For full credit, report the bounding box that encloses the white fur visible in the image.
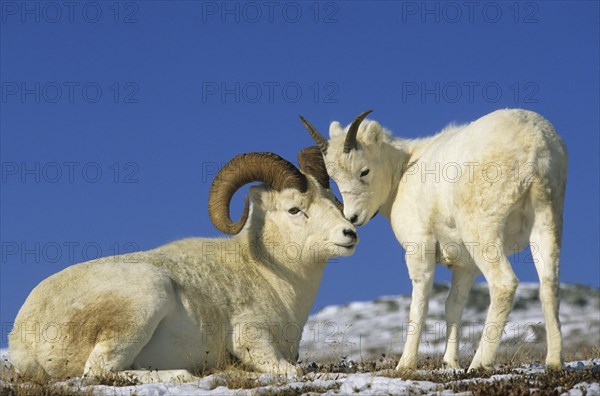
[323,109,567,370]
[9,175,358,381]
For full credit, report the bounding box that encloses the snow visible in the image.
[2,283,598,395]
[300,282,600,362]
[7,359,592,396]
[337,374,439,395]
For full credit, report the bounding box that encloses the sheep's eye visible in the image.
[288,207,301,215]
[360,169,370,177]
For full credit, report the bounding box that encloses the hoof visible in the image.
[395,361,416,371]
[442,360,461,370]
[545,361,564,371]
[467,364,492,373]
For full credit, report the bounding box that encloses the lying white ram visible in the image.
[9,150,357,381]
[300,109,568,371]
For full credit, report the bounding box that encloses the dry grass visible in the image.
[206,366,341,395]
[0,369,92,396]
[1,345,598,395]
[83,370,140,387]
[0,378,83,396]
[297,341,600,395]
[450,369,600,395]
[255,384,342,396]
[208,368,282,390]
[367,359,600,394]
[0,356,139,396]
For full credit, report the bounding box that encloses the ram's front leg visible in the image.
[233,338,299,377]
[396,242,436,370]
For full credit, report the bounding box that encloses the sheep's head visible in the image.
[208,152,357,263]
[300,110,393,226]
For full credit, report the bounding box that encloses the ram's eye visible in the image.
[288,207,301,215]
[360,169,370,177]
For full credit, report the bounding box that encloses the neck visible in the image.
[377,133,441,216]
[376,136,410,218]
[379,133,447,218]
[236,231,326,325]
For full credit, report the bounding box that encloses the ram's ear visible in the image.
[359,120,384,147]
[329,121,345,138]
[248,185,269,210]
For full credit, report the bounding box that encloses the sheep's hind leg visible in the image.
[442,267,478,369]
[8,340,50,380]
[467,240,518,371]
[82,310,169,380]
[530,203,563,370]
[83,336,148,380]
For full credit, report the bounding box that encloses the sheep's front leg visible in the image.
[234,340,298,377]
[442,267,478,369]
[396,242,436,370]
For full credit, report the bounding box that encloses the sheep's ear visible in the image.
[249,185,276,212]
[329,121,345,138]
[359,121,384,147]
[248,186,265,205]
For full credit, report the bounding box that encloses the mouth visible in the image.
[335,242,357,249]
[355,211,379,226]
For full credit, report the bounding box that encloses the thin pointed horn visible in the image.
[208,152,307,235]
[299,115,328,155]
[298,146,344,214]
[343,109,374,153]
[333,195,344,213]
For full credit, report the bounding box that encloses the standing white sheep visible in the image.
[9,150,358,381]
[300,109,568,371]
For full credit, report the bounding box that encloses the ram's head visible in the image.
[208,151,358,261]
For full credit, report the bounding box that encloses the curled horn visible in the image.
[343,110,374,153]
[299,115,328,155]
[298,146,344,213]
[298,146,330,189]
[209,152,307,235]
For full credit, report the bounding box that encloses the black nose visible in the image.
[343,228,357,241]
[350,214,358,224]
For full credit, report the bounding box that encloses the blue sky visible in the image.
[1,1,598,347]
